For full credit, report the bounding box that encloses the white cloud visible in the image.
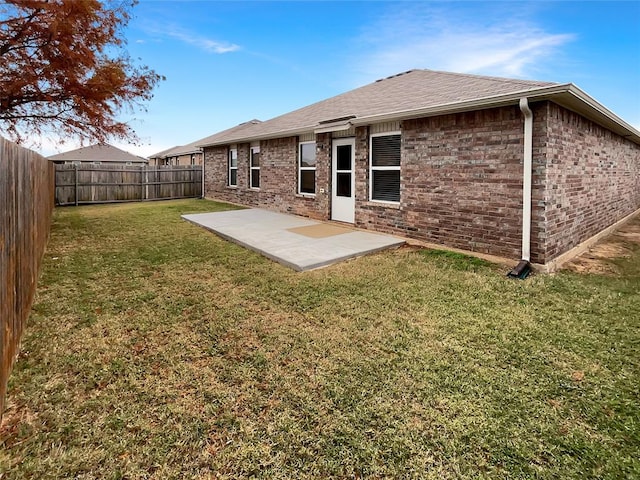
[164,27,240,54]
[352,6,574,83]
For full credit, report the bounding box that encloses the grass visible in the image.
[1,199,639,479]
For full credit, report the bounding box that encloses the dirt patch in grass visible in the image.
[564,214,640,275]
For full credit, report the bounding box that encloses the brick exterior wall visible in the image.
[171,153,203,166]
[536,102,640,262]
[203,102,640,265]
[149,152,203,166]
[357,106,528,260]
[204,135,330,220]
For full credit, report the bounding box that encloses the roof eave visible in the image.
[559,85,640,144]
[350,84,572,125]
[351,83,640,145]
[163,148,203,158]
[196,125,316,148]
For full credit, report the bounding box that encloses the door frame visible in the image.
[331,137,356,223]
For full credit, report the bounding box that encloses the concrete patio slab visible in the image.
[182,208,405,271]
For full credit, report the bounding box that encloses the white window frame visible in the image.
[298,141,316,196]
[369,131,401,204]
[250,145,260,189]
[228,147,238,187]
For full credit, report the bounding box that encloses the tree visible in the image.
[0,0,163,144]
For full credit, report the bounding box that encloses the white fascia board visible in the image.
[565,84,640,142]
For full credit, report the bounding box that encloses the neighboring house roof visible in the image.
[196,69,640,146]
[48,143,147,163]
[149,146,178,160]
[150,139,206,160]
[168,142,204,157]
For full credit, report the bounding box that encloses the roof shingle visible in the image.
[197,69,556,146]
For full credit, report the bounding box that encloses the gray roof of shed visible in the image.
[196,69,640,146]
[48,143,147,163]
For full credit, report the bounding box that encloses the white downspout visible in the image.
[519,97,533,262]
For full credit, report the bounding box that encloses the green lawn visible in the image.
[1,199,639,479]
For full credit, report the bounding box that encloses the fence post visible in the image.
[74,164,78,206]
[91,167,95,203]
[140,165,145,201]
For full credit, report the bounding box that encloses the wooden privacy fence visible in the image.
[0,137,55,417]
[55,164,203,206]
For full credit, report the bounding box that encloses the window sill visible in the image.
[363,200,401,210]
[226,185,238,189]
[295,193,316,200]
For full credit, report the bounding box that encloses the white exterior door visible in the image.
[331,138,355,223]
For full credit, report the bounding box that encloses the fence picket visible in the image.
[0,137,55,418]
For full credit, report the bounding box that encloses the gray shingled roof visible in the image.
[48,144,147,163]
[195,119,263,148]
[196,69,557,147]
[166,144,201,156]
[150,139,206,159]
[149,146,178,159]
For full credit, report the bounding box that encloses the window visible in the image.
[298,141,316,195]
[370,133,401,202]
[228,148,238,186]
[335,144,352,197]
[250,146,260,188]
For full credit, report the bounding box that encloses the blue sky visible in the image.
[42,0,640,157]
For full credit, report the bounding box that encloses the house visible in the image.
[148,146,175,166]
[149,141,204,166]
[196,69,640,271]
[48,143,147,166]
